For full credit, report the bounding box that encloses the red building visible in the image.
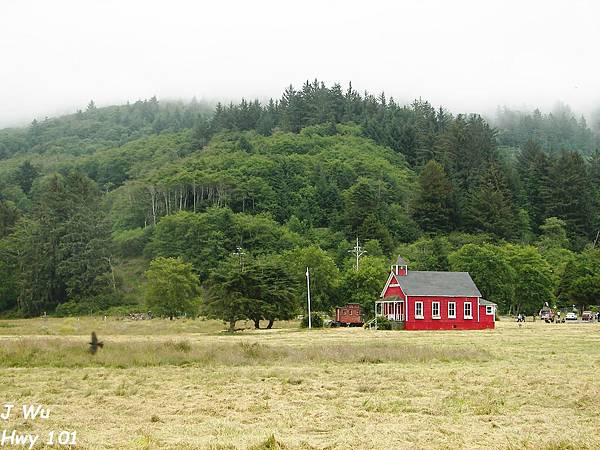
[377,256,496,330]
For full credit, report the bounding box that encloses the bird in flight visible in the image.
[89,332,104,355]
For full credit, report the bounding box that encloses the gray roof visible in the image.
[393,271,481,297]
[480,299,497,306]
[396,256,408,266]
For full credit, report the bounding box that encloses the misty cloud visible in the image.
[1,0,599,126]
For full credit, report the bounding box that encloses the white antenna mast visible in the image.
[348,237,367,271]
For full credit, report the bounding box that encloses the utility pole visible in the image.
[232,246,245,271]
[593,230,600,249]
[348,237,367,271]
[306,267,312,329]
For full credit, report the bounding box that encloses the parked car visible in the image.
[565,312,578,321]
[539,306,555,323]
[582,311,594,321]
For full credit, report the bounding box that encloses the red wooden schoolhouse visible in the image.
[377,256,496,330]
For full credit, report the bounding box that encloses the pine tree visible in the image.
[466,163,520,240]
[587,150,600,235]
[14,160,39,195]
[279,85,304,132]
[517,140,553,230]
[411,160,454,233]
[13,172,112,315]
[546,151,592,247]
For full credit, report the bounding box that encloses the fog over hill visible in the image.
[1,0,599,127]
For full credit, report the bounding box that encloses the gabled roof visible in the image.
[396,256,408,266]
[392,271,481,297]
[480,299,497,306]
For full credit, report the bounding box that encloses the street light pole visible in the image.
[306,267,312,329]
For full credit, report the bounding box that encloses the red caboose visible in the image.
[332,303,363,327]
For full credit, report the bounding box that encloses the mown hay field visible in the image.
[1,318,599,449]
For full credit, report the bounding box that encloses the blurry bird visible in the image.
[89,332,104,355]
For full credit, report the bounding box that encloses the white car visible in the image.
[565,312,577,321]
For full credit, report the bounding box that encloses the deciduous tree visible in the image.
[145,257,200,319]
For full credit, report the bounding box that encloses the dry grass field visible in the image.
[1,317,600,450]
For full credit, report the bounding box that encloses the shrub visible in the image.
[300,313,323,328]
[376,315,392,330]
[54,292,125,317]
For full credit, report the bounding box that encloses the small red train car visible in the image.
[332,303,363,327]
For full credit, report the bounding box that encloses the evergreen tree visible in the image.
[546,151,592,247]
[517,140,552,229]
[203,256,299,331]
[11,172,112,315]
[14,160,39,195]
[279,85,304,132]
[466,163,520,240]
[411,160,454,233]
[589,150,600,234]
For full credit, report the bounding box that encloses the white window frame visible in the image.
[464,302,473,319]
[486,305,494,315]
[432,301,441,319]
[448,302,456,319]
[415,301,424,319]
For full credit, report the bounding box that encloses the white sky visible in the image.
[1,0,599,126]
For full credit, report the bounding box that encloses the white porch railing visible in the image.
[374,300,405,322]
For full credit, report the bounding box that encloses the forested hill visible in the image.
[1,81,600,320]
[494,105,598,154]
[0,97,212,159]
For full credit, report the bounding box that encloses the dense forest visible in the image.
[1,81,600,322]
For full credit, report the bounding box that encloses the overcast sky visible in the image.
[1,0,599,127]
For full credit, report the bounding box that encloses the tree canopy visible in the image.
[1,82,599,321]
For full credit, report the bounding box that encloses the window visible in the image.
[349,309,353,315]
[486,305,494,315]
[432,302,440,319]
[464,302,472,319]
[448,302,456,319]
[415,301,424,319]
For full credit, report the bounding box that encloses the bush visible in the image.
[300,313,324,328]
[376,315,392,330]
[54,292,126,317]
[102,304,145,317]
